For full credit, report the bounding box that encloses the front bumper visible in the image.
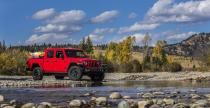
[84,67,104,73]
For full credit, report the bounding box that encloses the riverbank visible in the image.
[0,72,210,88]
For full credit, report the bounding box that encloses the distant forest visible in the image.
[0,40,145,52]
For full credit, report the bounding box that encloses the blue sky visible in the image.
[1,0,210,46]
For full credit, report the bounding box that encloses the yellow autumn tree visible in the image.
[118,36,135,63]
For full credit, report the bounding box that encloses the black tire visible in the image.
[32,67,43,80]
[68,66,83,81]
[55,76,64,80]
[90,72,104,82]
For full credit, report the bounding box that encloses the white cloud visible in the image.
[91,10,119,23]
[167,32,196,40]
[92,28,115,34]
[26,33,69,44]
[32,8,55,20]
[118,22,159,34]
[34,24,82,33]
[49,10,86,24]
[146,0,210,23]
[87,34,104,41]
[128,12,137,19]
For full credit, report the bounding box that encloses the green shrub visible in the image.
[165,62,182,72]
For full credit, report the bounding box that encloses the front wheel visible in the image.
[32,67,43,80]
[68,66,83,81]
[90,72,104,82]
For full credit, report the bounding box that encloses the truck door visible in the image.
[43,50,55,72]
[53,50,67,72]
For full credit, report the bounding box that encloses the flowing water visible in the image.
[1,80,210,106]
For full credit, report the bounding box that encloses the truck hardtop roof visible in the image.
[45,48,82,51]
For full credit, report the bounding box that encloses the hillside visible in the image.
[164,33,210,56]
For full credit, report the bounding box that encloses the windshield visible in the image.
[65,50,87,58]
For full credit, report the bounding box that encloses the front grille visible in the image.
[87,61,97,67]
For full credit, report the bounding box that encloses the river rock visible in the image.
[110,92,122,99]
[95,97,107,106]
[9,100,16,105]
[142,93,154,99]
[21,103,35,108]
[156,99,163,105]
[37,104,47,108]
[3,106,15,108]
[126,99,138,108]
[69,99,82,107]
[118,101,131,108]
[194,100,208,107]
[204,94,210,99]
[40,102,52,107]
[0,95,4,102]
[138,100,153,108]
[172,103,189,108]
[123,96,131,99]
[163,98,175,105]
[153,92,164,96]
[190,94,201,99]
[150,104,161,108]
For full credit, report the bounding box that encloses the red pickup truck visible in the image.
[26,48,104,81]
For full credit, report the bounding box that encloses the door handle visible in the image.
[54,61,57,62]
[46,60,49,62]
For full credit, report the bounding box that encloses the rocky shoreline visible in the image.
[1,90,210,108]
[0,72,210,88]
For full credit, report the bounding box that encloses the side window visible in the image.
[56,51,64,58]
[47,50,54,58]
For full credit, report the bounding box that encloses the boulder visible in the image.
[69,99,82,107]
[142,93,154,99]
[138,100,153,108]
[123,96,131,99]
[95,97,107,106]
[190,94,201,99]
[150,104,161,108]
[172,103,189,108]
[110,92,122,99]
[21,103,35,108]
[0,95,4,102]
[40,102,52,107]
[195,100,208,107]
[163,98,175,105]
[9,100,16,105]
[118,101,131,108]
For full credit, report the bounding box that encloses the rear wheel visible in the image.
[55,76,64,80]
[68,66,83,81]
[32,67,43,80]
[90,72,104,82]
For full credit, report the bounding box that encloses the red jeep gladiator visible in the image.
[26,48,105,81]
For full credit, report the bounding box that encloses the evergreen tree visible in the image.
[86,36,93,54]
[79,37,86,50]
